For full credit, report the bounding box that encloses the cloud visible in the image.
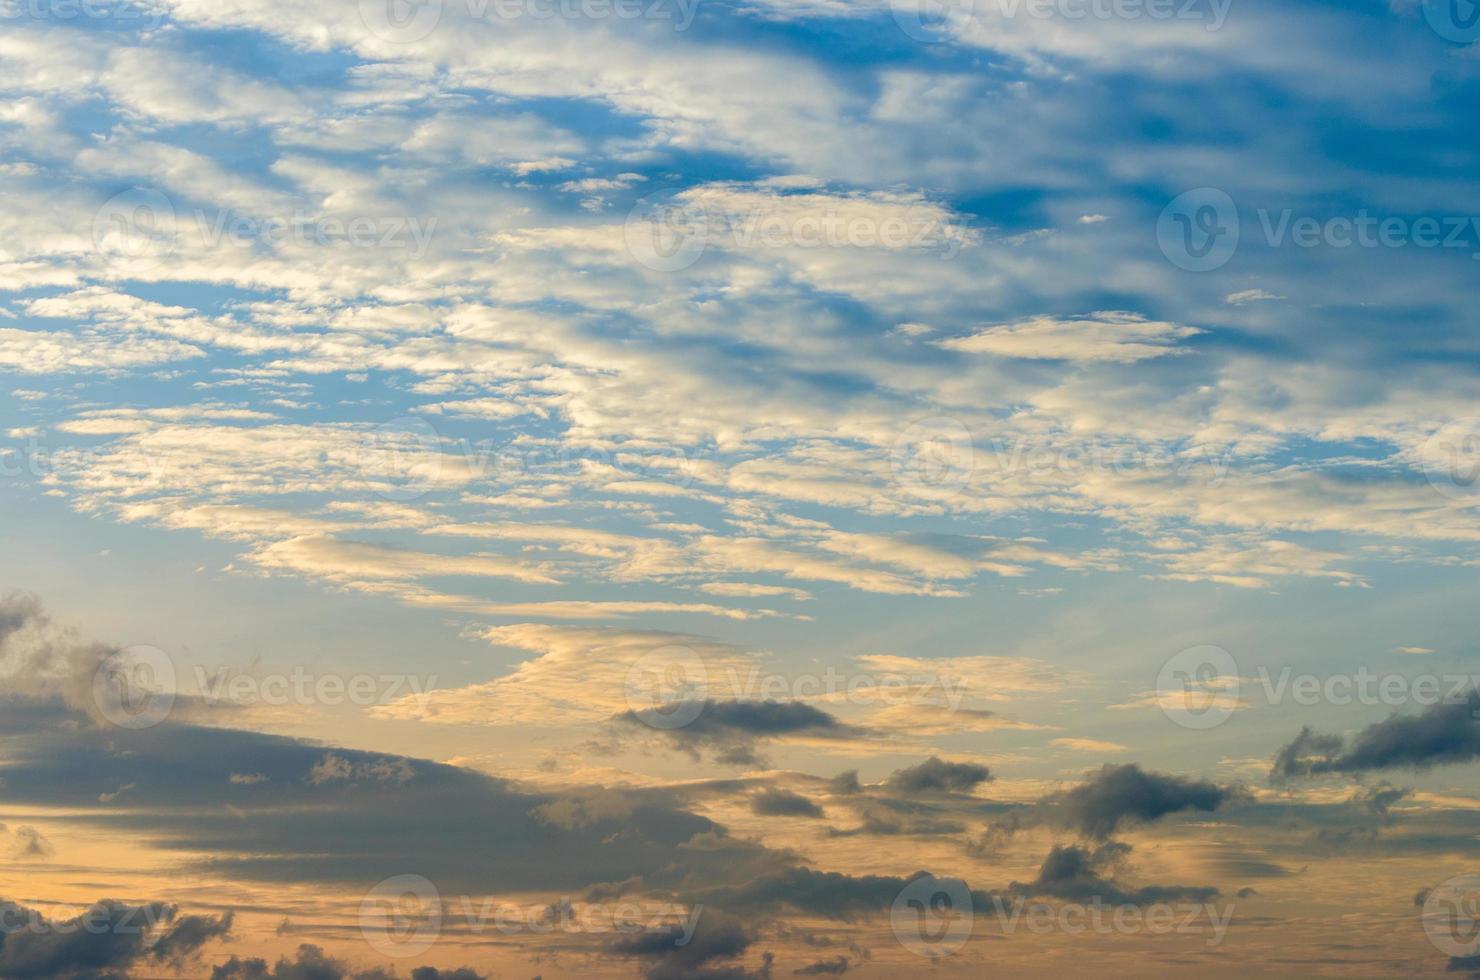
[0,898,231,979]
[751,789,825,818]
[1047,764,1235,840]
[609,908,770,980]
[614,699,856,766]
[884,757,992,795]
[2,825,53,860]
[1272,693,1480,778]
[937,312,1201,363]
[1012,843,1218,906]
[211,944,486,980]
[372,624,758,726]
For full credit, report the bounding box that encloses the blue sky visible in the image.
[2,0,1480,977]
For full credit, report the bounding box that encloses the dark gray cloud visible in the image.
[830,799,965,837]
[883,757,991,795]
[1272,694,1480,778]
[751,789,824,818]
[1012,844,1219,905]
[825,771,861,795]
[1048,764,1234,840]
[609,908,771,980]
[691,868,992,919]
[793,956,849,975]
[0,693,801,895]
[612,700,853,767]
[0,897,230,979]
[210,943,485,980]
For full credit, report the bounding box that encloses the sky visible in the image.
[1,0,1480,976]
